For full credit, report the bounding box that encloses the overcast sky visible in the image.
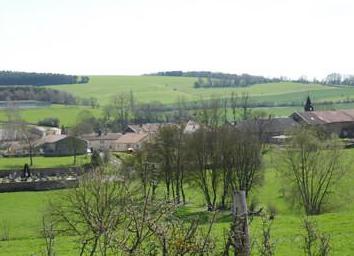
[0,0,353,79]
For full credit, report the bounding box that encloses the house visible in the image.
[81,132,122,151]
[115,133,149,152]
[236,117,299,142]
[183,120,200,134]
[290,110,354,137]
[34,134,88,156]
[0,123,42,142]
[125,123,161,134]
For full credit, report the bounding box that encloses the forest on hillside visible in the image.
[0,87,99,107]
[149,71,354,88]
[0,71,89,86]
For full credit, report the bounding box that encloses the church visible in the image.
[291,96,354,138]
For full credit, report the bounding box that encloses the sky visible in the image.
[0,0,353,79]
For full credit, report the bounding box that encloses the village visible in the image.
[1,97,354,159]
[0,96,354,194]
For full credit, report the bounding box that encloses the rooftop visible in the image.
[116,133,148,144]
[34,134,68,146]
[81,132,122,141]
[292,110,354,125]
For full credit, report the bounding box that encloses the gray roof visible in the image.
[126,123,162,134]
[81,133,122,141]
[183,120,200,134]
[236,118,299,134]
[116,133,148,144]
[34,135,68,146]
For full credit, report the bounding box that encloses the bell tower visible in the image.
[304,96,314,112]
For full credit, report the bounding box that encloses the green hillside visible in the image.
[2,75,354,126]
[50,76,353,105]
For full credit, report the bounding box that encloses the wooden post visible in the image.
[232,190,250,256]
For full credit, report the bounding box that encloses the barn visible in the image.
[34,135,88,156]
[290,110,354,138]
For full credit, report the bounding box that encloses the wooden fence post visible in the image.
[232,190,250,256]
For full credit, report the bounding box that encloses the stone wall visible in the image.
[0,167,83,178]
[0,179,78,193]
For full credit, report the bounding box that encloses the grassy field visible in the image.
[0,155,89,170]
[1,102,354,127]
[1,149,354,255]
[50,76,354,105]
[0,105,102,126]
[1,76,354,126]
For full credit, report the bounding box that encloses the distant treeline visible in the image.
[0,87,99,108]
[0,71,89,86]
[148,71,354,88]
[321,73,354,86]
[0,87,76,104]
[149,71,277,88]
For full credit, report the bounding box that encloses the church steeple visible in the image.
[304,96,314,112]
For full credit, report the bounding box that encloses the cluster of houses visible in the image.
[237,97,354,143]
[2,97,354,157]
[0,123,172,157]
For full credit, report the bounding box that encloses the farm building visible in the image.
[124,123,162,134]
[115,133,149,152]
[81,132,122,151]
[183,120,200,134]
[290,110,354,137]
[34,134,87,156]
[236,117,299,142]
[0,123,61,143]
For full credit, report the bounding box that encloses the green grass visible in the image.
[2,76,354,126]
[0,155,89,170]
[0,105,102,127]
[2,76,354,254]
[1,149,354,255]
[50,76,354,105]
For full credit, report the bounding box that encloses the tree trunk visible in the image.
[232,191,250,256]
[29,145,33,166]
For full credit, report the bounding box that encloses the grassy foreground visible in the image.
[1,149,354,255]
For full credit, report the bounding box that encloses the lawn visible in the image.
[1,148,354,255]
[0,155,90,170]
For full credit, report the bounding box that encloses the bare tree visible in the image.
[240,93,251,120]
[220,126,263,204]
[70,110,96,164]
[223,191,250,256]
[257,212,276,256]
[41,216,56,256]
[230,92,238,124]
[280,127,343,215]
[186,126,220,210]
[49,168,127,256]
[302,218,330,256]
[3,104,40,165]
[151,125,187,204]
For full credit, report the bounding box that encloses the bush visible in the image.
[38,117,60,128]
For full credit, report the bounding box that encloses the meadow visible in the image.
[2,75,354,126]
[2,76,354,254]
[1,149,354,255]
[50,76,354,105]
[0,105,102,126]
